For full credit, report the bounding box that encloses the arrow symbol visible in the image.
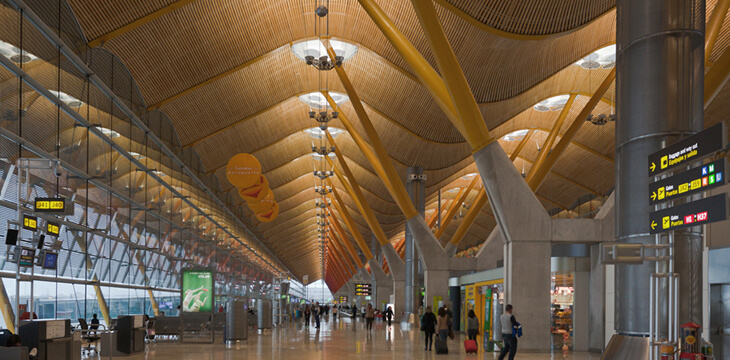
[651,192,657,201]
[650,162,656,172]
[651,221,657,230]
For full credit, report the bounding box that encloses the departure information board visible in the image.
[649,159,727,205]
[648,122,726,176]
[355,283,372,296]
[46,221,60,236]
[649,194,728,234]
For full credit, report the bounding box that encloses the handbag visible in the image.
[448,328,455,340]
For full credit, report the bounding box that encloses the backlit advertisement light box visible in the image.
[182,269,214,313]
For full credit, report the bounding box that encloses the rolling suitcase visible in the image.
[435,339,448,354]
[464,339,478,353]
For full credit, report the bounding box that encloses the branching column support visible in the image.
[328,209,365,269]
[706,0,730,67]
[327,186,373,260]
[435,175,479,239]
[0,279,16,333]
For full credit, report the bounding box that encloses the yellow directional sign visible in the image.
[650,162,656,173]
[46,222,60,236]
[34,197,66,213]
[650,221,657,230]
[22,215,37,231]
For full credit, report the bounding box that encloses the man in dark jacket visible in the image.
[420,306,438,351]
[499,304,520,360]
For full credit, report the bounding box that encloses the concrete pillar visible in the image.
[588,244,606,352]
[504,240,551,351]
[574,268,590,351]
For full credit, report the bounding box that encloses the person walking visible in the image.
[332,305,338,321]
[352,304,358,320]
[365,303,375,331]
[384,306,394,327]
[304,305,311,326]
[467,309,480,350]
[421,306,437,351]
[314,302,321,329]
[498,304,519,360]
[437,307,449,341]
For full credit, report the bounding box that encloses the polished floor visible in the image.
[126,316,602,359]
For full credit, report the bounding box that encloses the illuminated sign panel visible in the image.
[46,222,60,236]
[355,283,372,296]
[649,194,727,234]
[22,215,37,231]
[34,197,66,213]
[649,159,727,205]
[648,122,726,176]
[339,296,348,303]
[19,247,35,267]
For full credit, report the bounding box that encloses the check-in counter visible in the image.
[18,319,73,360]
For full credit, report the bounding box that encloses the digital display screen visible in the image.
[42,252,58,270]
[34,197,66,213]
[46,222,60,236]
[19,247,35,267]
[22,215,37,231]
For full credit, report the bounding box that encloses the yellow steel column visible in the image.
[448,130,535,247]
[329,229,357,275]
[0,278,16,333]
[435,176,479,239]
[705,47,730,107]
[527,69,616,190]
[409,0,494,151]
[326,147,391,246]
[92,280,111,326]
[329,209,365,268]
[322,93,418,219]
[449,189,488,247]
[323,16,459,128]
[427,199,451,229]
[525,93,577,184]
[706,0,730,67]
[327,187,374,260]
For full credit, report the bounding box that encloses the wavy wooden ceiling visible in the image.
[61,0,730,281]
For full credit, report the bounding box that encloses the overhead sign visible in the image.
[648,122,726,176]
[34,197,66,213]
[355,283,372,296]
[649,159,726,205]
[339,296,348,303]
[19,247,35,267]
[22,215,37,231]
[46,221,60,236]
[649,194,728,234]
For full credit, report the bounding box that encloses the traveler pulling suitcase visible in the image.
[435,339,448,354]
[464,339,478,353]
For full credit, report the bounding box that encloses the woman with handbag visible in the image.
[421,306,437,351]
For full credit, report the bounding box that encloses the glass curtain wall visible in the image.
[0,0,281,329]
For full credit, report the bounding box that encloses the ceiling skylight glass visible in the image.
[533,95,578,112]
[502,129,530,142]
[574,44,615,70]
[312,153,337,161]
[48,90,84,108]
[0,40,39,64]
[298,91,349,109]
[291,39,358,64]
[305,127,345,139]
[98,127,121,138]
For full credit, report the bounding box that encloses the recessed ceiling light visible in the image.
[291,39,358,64]
[574,44,615,70]
[304,127,344,139]
[298,91,349,109]
[533,95,578,112]
[0,40,38,64]
[48,90,84,108]
[98,127,120,138]
[501,129,529,142]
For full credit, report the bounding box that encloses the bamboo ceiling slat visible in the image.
[444,0,614,36]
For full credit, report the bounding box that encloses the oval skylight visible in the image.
[574,44,615,70]
[312,153,337,161]
[502,129,530,142]
[533,95,578,112]
[305,127,345,139]
[98,127,120,138]
[48,90,84,108]
[291,39,358,64]
[0,40,39,64]
[299,91,349,109]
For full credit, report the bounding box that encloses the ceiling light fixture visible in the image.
[48,90,84,108]
[501,129,529,142]
[533,95,578,112]
[0,40,38,64]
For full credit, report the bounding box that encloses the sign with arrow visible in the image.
[649,194,728,234]
[649,159,727,205]
[648,122,726,177]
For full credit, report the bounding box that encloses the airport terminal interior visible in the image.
[0,0,730,359]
